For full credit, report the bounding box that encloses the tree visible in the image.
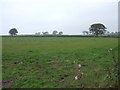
[37,32,40,35]
[111,32,114,35]
[106,31,110,35]
[58,31,63,35]
[9,28,18,36]
[89,23,107,37]
[35,32,40,35]
[52,30,58,35]
[82,31,89,35]
[42,32,49,35]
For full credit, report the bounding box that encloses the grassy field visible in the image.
[2,37,119,88]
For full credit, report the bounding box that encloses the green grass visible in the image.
[2,37,118,88]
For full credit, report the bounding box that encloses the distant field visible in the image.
[2,37,118,88]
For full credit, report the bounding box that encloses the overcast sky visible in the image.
[0,0,119,35]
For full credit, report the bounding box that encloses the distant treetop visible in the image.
[89,23,107,37]
[9,28,18,36]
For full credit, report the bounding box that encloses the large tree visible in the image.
[89,23,107,36]
[52,30,58,35]
[9,28,18,36]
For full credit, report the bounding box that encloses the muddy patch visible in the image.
[2,78,18,88]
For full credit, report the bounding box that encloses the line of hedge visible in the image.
[1,35,120,38]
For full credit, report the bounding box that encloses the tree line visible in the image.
[35,31,63,36]
[9,23,119,37]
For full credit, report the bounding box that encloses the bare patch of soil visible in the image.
[2,78,18,88]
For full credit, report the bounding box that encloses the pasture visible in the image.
[2,37,118,88]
